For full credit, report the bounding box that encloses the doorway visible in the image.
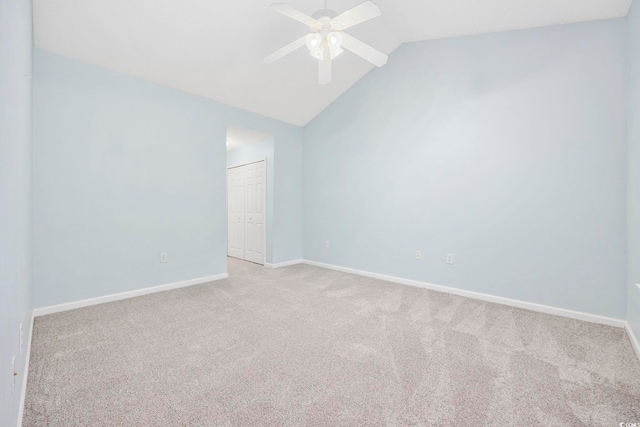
[227,159,266,265]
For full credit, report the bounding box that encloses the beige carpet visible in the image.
[23,258,640,426]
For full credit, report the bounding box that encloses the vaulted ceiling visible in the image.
[33,0,632,126]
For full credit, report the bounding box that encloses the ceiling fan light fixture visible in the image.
[328,31,342,48]
[330,47,344,59]
[327,31,343,59]
[305,33,322,51]
[309,46,324,60]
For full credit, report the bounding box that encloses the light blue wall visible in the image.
[0,0,33,424]
[227,137,275,263]
[303,19,628,319]
[32,49,302,308]
[273,130,303,262]
[628,2,640,340]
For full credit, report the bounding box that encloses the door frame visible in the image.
[226,158,267,265]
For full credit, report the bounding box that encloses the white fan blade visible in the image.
[270,3,320,27]
[264,36,307,64]
[331,1,381,30]
[341,33,387,67]
[318,50,331,84]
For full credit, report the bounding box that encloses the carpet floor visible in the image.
[23,258,640,426]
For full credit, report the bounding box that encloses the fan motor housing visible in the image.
[312,9,338,20]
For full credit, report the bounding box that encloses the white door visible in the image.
[226,160,266,265]
[244,161,265,264]
[227,167,245,259]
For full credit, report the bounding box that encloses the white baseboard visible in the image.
[32,273,228,317]
[265,259,303,269]
[302,259,626,328]
[17,312,34,427]
[626,323,640,362]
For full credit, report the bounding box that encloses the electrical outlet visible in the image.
[11,356,16,394]
[160,253,168,263]
[19,323,23,354]
[415,251,422,260]
[446,253,454,265]
[324,241,329,248]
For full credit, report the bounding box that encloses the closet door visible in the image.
[227,166,245,259]
[244,161,265,264]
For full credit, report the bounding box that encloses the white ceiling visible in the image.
[33,0,632,127]
[227,126,272,152]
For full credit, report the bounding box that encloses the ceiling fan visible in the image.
[264,1,388,84]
